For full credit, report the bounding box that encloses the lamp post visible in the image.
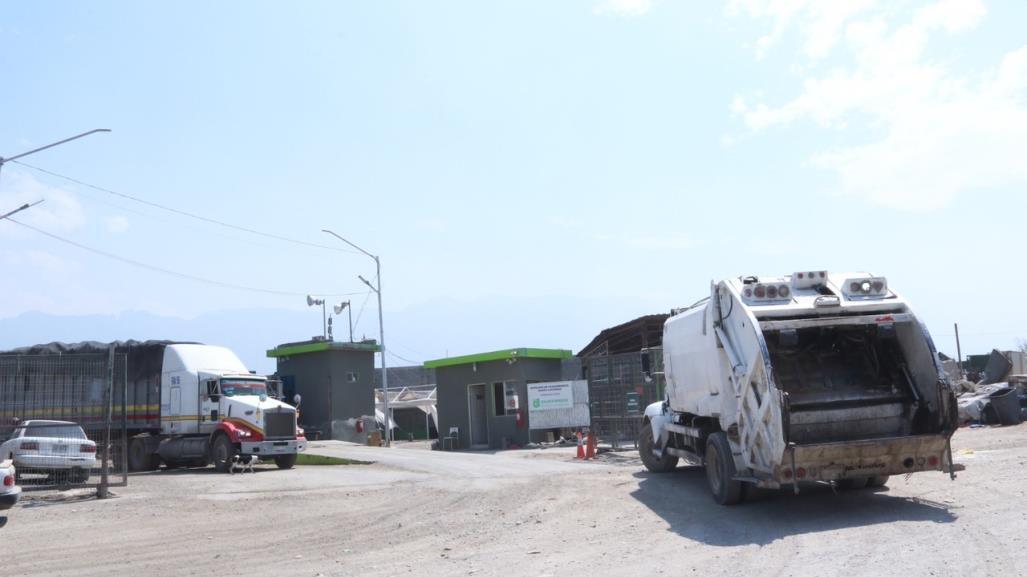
[322,229,391,447]
[0,129,111,186]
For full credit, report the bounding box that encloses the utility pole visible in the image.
[322,229,391,446]
[954,323,965,380]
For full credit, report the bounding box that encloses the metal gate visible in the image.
[0,349,128,495]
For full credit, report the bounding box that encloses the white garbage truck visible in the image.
[639,272,959,504]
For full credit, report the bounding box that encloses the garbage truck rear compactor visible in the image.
[640,272,959,505]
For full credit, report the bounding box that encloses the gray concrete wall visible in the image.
[275,348,375,440]
[435,357,565,450]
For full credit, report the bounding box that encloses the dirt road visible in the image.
[2,425,1025,577]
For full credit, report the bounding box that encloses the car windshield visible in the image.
[220,379,266,397]
[18,424,87,439]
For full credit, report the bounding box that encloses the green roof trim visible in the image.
[424,347,572,369]
[267,340,381,358]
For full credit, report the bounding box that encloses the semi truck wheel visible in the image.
[705,432,743,506]
[274,454,297,469]
[638,423,678,473]
[211,434,236,473]
[128,437,159,472]
[837,477,870,490]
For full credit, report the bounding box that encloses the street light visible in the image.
[322,228,391,447]
[306,295,327,339]
[0,129,111,185]
[1,199,44,221]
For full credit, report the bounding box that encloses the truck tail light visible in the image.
[796,467,807,479]
[927,455,939,467]
[777,285,790,298]
[20,441,39,451]
[843,276,888,298]
[80,444,97,453]
[792,270,828,289]
[754,285,766,298]
[782,468,792,480]
[3,474,13,487]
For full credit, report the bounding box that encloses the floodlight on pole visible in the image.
[333,301,353,342]
[306,294,327,339]
[321,228,391,447]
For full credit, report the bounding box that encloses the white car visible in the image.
[1,420,97,484]
[0,459,20,528]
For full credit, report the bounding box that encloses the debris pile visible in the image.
[953,349,1027,426]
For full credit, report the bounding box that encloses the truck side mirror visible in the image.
[640,351,652,378]
[293,393,302,408]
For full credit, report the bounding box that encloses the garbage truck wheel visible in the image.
[867,475,889,488]
[638,422,678,473]
[705,432,743,506]
[837,477,869,490]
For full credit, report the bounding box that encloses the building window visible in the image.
[493,382,519,416]
[346,372,358,383]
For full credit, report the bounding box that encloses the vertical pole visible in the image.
[98,345,114,499]
[122,353,128,480]
[954,323,964,380]
[425,409,430,447]
[322,300,327,339]
[348,301,353,342]
[377,256,391,447]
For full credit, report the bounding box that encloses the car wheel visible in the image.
[71,469,90,484]
[211,434,236,473]
[274,454,297,469]
[705,432,743,506]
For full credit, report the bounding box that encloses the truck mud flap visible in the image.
[779,434,954,483]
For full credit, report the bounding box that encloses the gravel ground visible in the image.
[1,425,1025,577]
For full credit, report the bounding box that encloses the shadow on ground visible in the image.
[630,466,956,547]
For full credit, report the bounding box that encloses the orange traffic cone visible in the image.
[585,431,596,460]
[576,431,585,459]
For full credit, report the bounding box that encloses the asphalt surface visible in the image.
[1,426,1025,576]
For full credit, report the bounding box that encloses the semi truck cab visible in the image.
[130,344,306,472]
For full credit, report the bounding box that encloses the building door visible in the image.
[468,383,488,448]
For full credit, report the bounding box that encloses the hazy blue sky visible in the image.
[2,0,1027,367]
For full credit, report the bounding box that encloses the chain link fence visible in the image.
[0,350,128,495]
[583,349,664,447]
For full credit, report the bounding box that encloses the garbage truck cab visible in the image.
[641,271,959,505]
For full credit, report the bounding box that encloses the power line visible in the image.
[11,160,361,255]
[387,350,420,365]
[353,288,374,332]
[4,217,363,298]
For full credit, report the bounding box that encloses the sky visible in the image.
[2,0,1027,372]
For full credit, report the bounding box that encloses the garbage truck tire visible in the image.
[867,475,889,488]
[638,422,678,473]
[705,432,743,506]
